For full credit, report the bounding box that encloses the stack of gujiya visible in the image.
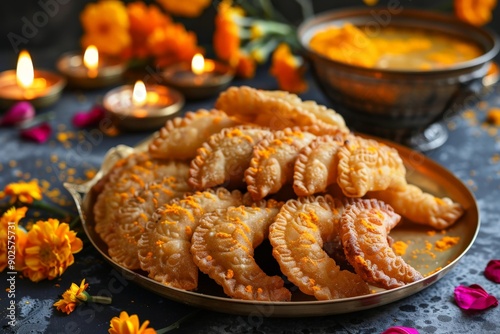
[92,86,464,301]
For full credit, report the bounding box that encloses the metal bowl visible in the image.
[298,8,499,150]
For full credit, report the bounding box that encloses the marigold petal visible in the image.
[454,284,499,310]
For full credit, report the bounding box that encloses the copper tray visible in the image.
[64,138,479,317]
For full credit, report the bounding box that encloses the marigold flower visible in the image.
[0,180,42,204]
[234,52,256,79]
[454,0,497,26]
[54,279,89,314]
[363,0,379,5]
[126,2,171,59]
[147,22,202,67]
[270,43,308,94]
[213,0,244,66]
[80,0,131,56]
[108,311,156,334]
[0,207,28,272]
[156,0,210,17]
[23,219,83,282]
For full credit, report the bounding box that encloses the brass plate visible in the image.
[65,139,479,317]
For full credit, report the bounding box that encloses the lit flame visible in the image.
[132,80,147,107]
[16,50,34,89]
[191,53,205,75]
[83,45,99,76]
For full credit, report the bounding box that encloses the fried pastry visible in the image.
[94,153,182,244]
[293,135,344,197]
[148,109,240,160]
[269,195,370,300]
[108,172,191,270]
[341,198,424,289]
[337,135,407,197]
[215,86,349,133]
[191,200,291,301]
[189,126,271,190]
[368,184,464,229]
[245,128,317,201]
[137,188,245,290]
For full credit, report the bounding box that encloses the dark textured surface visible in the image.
[1,3,500,333]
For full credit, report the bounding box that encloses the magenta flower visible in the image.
[454,284,498,310]
[0,101,35,126]
[382,326,419,334]
[72,105,105,128]
[485,260,500,283]
[20,123,52,143]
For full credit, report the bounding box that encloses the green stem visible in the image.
[17,111,56,130]
[69,215,81,229]
[32,200,72,218]
[156,310,201,334]
[295,0,314,20]
[86,295,112,304]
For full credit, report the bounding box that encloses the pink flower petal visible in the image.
[382,326,419,334]
[454,284,498,310]
[20,123,52,143]
[72,105,105,128]
[485,260,500,283]
[0,101,35,126]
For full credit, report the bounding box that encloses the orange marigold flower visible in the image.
[108,311,156,334]
[126,2,171,59]
[148,22,202,67]
[455,0,497,26]
[23,219,83,282]
[235,52,256,79]
[213,0,244,66]
[156,0,210,17]
[54,279,89,315]
[270,43,308,94]
[0,207,28,272]
[0,179,42,204]
[80,0,131,56]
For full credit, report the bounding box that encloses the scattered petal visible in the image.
[0,101,35,126]
[382,327,419,334]
[72,105,105,128]
[20,123,52,143]
[454,284,498,310]
[485,260,500,283]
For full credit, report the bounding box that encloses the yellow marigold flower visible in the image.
[0,207,28,272]
[148,22,202,67]
[1,180,42,204]
[454,0,497,26]
[23,219,83,282]
[126,2,171,59]
[214,0,244,66]
[80,0,131,56]
[109,311,156,334]
[156,0,210,17]
[54,279,89,315]
[270,43,308,94]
